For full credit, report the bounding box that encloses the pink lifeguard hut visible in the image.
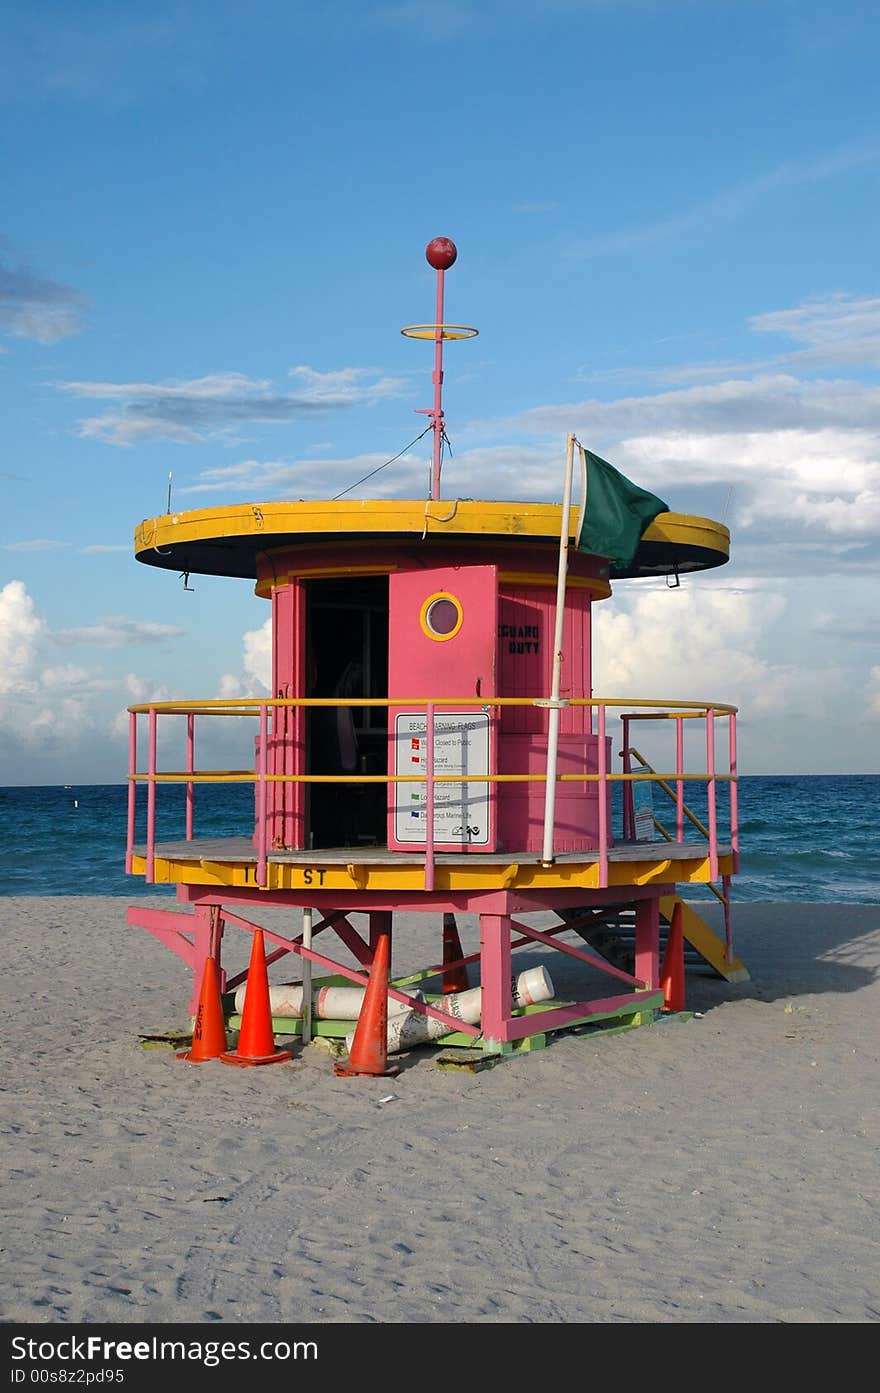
[126,238,747,1062]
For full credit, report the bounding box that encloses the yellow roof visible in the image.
[134,497,729,581]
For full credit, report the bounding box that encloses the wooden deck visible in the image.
[132,835,729,868]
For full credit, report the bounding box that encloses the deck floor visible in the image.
[133,835,728,867]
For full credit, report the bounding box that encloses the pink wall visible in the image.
[497,584,610,852]
[256,542,611,854]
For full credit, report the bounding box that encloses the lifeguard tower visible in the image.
[126,237,746,1062]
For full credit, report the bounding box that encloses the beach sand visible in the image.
[1,895,878,1324]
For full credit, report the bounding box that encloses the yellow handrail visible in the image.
[127,695,738,715]
[628,746,728,905]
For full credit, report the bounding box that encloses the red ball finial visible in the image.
[425,237,457,270]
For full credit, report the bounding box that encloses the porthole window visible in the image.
[420,592,463,641]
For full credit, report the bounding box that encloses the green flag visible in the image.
[575,445,669,569]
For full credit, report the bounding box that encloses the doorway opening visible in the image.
[306,576,389,849]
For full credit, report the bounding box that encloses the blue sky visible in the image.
[1,0,878,782]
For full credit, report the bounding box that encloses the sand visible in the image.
[1,895,878,1324]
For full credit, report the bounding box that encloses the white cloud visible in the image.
[57,367,407,446]
[566,141,880,260]
[614,428,880,539]
[2,539,71,552]
[0,253,87,343]
[749,294,880,369]
[0,581,189,768]
[513,374,880,439]
[53,616,187,648]
[219,618,271,697]
[181,450,431,498]
[593,584,794,716]
[580,293,880,385]
[0,580,45,694]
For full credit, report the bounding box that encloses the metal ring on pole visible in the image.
[400,323,479,340]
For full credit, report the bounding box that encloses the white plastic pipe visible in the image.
[346,965,555,1055]
[233,981,422,1019]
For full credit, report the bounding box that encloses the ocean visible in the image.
[0,775,877,903]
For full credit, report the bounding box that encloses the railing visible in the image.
[126,696,738,891]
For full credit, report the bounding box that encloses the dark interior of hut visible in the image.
[306,576,389,848]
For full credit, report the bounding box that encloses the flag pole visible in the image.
[540,432,577,865]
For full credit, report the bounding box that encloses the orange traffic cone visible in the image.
[220,930,292,1067]
[441,913,470,994]
[178,956,228,1062]
[660,902,686,1013]
[334,930,398,1077]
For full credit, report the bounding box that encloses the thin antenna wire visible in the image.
[722,485,732,520]
[166,472,173,513]
[332,425,433,501]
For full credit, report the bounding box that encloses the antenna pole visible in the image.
[430,266,446,501]
[402,237,477,502]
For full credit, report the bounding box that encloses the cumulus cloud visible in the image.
[593,583,794,717]
[0,581,125,756]
[218,619,271,697]
[591,579,852,770]
[0,581,190,771]
[484,372,880,564]
[56,366,407,446]
[0,580,45,695]
[0,250,88,343]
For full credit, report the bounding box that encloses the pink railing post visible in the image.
[676,715,685,843]
[729,712,739,873]
[424,702,435,891]
[256,702,268,888]
[186,712,194,841]
[706,707,718,882]
[125,711,137,874]
[146,707,157,884]
[597,703,608,887]
[621,714,633,840]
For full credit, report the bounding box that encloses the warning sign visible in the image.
[393,711,491,846]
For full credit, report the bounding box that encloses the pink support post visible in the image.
[597,704,608,887]
[729,712,739,873]
[706,707,718,883]
[479,913,512,1046]
[424,702,435,891]
[188,904,216,1016]
[146,707,157,884]
[126,711,137,874]
[676,715,685,843]
[257,703,268,888]
[186,712,194,841]
[634,896,660,991]
[369,911,392,954]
